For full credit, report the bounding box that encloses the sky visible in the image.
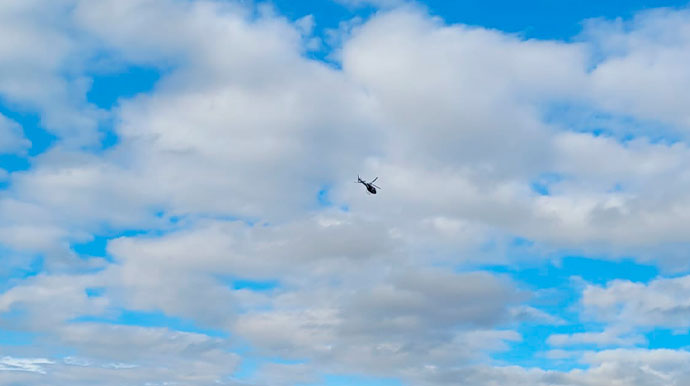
[2,0,690,385]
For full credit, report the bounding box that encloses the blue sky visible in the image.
[274,0,690,39]
[2,0,690,385]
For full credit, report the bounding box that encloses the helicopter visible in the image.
[357,175,381,194]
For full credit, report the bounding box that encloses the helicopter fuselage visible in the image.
[357,176,379,194]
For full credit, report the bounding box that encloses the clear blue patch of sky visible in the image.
[493,325,592,371]
[416,0,690,40]
[485,255,660,369]
[271,0,364,27]
[73,309,228,338]
[0,328,35,346]
[232,278,280,292]
[318,374,403,386]
[215,274,281,294]
[72,235,111,259]
[0,154,30,174]
[530,181,550,196]
[317,186,333,207]
[98,119,120,150]
[273,0,690,47]
[232,357,260,380]
[0,99,57,174]
[647,328,690,349]
[85,287,106,298]
[86,66,161,110]
[70,229,150,261]
[530,173,563,196]
[86,65,162,151]
[483,255,659,289]
[494,314,661,370]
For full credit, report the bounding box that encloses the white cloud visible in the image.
[0,356,54,374]
[584,8,690,130]
[5,1,690,268]
[3,1,690,385]
[233,268,523,376]
[341,7,585,173]
[251,362,320,386]
[548,328,646,347]
[0,0,102,146]
[582,275,690,330]
[0,274,108,329]
[404,348,690,385]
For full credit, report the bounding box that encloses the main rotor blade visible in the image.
[370,177,378,183]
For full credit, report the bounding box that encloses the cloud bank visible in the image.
[1,1,690,385]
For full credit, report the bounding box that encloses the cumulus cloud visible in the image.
[0,0,102,146]
[582,275,690,330]
[0,274,108,329]
[234,269,522,372]
[548,328,646,348]
[95,219,527,377]
[583,8,690,130]
[2,1,690,385]
[405,348,690,386]
[6,2,690,264]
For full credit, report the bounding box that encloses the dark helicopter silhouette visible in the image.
[357,175,381,194]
